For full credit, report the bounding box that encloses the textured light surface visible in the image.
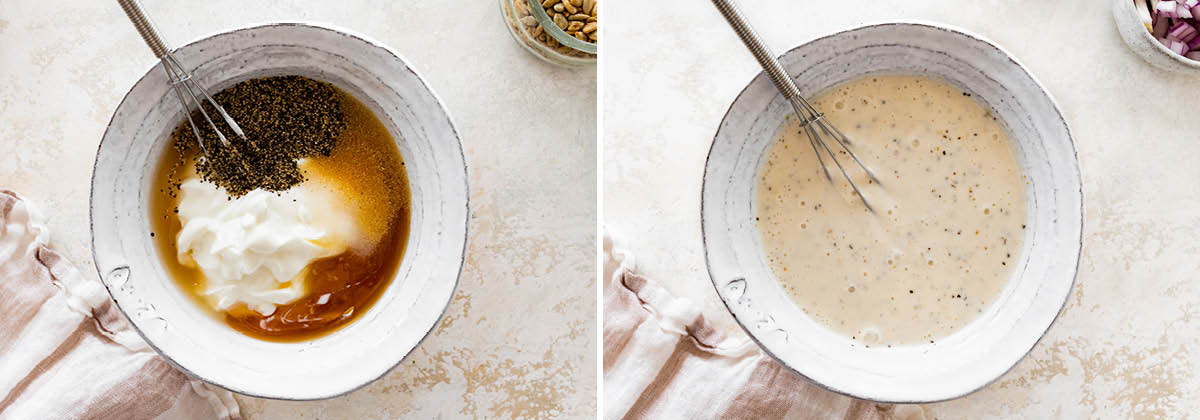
[0,0,596,418]
[604,0,1200,417]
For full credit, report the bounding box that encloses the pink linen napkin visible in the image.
[602,234,928,420]
[0,190,240,420]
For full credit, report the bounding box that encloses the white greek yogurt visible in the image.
[175,167,358,316]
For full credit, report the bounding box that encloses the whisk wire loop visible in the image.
[713,0,879,212]
[119,0,251,169]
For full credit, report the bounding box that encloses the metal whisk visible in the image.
[117,0,248,160]
[711,0,880,212]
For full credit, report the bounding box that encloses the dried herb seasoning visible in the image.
[167,75,347,197]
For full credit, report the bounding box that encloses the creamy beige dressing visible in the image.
[756,75,1027,347]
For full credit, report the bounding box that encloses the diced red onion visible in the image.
[1167,21,1198,41]
[1154,16,1170,37]
[1159,0,1180,17]
[1169,39,1189,53]
[1142,0,1200,60]
[1189,35,1200,49]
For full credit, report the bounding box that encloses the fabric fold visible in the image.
[0,190,240,420]
[602,234,927,420]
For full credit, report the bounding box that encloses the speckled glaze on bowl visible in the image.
[1113,0,1200,75]
[91,23,469,400]
[701,22,1081,403]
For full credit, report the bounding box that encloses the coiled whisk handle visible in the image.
[710,0,803,100]
[117,0,169,58]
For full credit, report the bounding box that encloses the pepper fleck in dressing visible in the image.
[756,75,1028,347]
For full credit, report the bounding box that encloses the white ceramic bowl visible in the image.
[702,22,1082,403]
[91,23,469,400]
[1113,0,1200,74]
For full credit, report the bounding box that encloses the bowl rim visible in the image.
[701,20,1083,403]
[89,21,470,400]
[1114,0,1200,70]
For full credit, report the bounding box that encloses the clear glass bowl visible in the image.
[499,0,596,67]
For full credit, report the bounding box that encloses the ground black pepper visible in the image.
[166,75,347,197]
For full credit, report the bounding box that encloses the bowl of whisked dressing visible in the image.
[702,21,1081,403]
[91,22,468,400]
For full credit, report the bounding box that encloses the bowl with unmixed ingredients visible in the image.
[91,22,468,400]
[701,22,1081,403]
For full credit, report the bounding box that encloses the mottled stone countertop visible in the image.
[604,0,1200,418]
[0,0,595,418]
